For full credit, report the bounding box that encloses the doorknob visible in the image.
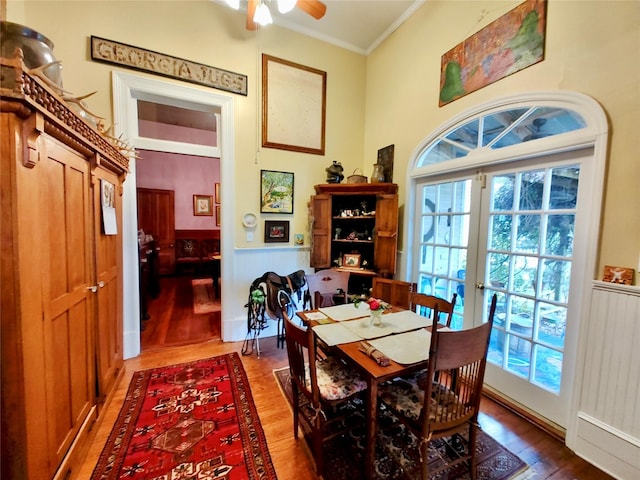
[98,281,105,288]
[87,285,98,293]
[475,282,485,290]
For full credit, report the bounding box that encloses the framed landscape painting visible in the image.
[261,170,294,214]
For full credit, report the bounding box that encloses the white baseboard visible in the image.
[574,412,640,480]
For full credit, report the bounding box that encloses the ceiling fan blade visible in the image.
[246,0,258,30]
[297,0,327,20]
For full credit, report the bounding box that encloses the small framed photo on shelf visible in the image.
[193,194,213,216]
[264,220,289,243]
[602,265,634,285]
[343,253,362,268]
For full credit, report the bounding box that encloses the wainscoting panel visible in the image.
[574,281,640,479]
[224,246,311,343]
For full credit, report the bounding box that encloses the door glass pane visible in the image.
[533,345,564,392]
[519,170,545,210]
[549,166,579,209]
[489,214,512,250]
[491,174,516,210]
[546,214,575,256]
[515,214,540,253]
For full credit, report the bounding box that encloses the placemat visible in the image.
[319,302,370,321]
[369,329,432,364]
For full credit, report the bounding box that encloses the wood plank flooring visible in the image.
[140,275,221,350]
[75,276,613,480]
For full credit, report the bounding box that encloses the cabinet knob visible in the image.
[87,285,98,293]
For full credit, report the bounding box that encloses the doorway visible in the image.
[407,91,608,429]
[112,71,235,359]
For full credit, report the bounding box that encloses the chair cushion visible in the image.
[379,371,461,422]
[307,356,367,401]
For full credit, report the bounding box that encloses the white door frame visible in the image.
[404,90,608,434]
[112,71,235,359]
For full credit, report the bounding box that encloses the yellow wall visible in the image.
[365,0,640,277]
[4,0,366,247]
[5,0,639,277]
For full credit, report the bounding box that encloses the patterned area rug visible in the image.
[273,367,528,480]
[192,278,220,314]
[91,354,277,479]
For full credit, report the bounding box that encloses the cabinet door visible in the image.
[310,194,332,268]
[40,137,96,475]
[374,193,399,275]
[93,167,123,405]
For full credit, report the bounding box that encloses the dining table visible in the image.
[297,303,437,479]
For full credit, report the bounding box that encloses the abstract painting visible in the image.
[439,0,546,106]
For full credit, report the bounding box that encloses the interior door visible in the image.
[414,151,588,428]
[137,188,175,274]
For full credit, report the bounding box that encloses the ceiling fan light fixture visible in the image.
[253,2,273,26]
[224,0,240,10]
[277,0,297,14]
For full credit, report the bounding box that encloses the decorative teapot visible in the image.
[325,161,344,183]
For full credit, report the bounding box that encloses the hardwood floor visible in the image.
[75,276,613,479]
[141,275,221,350]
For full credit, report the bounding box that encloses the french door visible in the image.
[414,150,588,427]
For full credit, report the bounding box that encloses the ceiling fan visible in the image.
[224,0,327,30]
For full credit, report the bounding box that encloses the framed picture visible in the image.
[215,183,221,204]
[262,54,326,155]
[377,144,394,183]
[261,170,294,214]
[193,194,213,216]
[602,265,634,285]
[215,205,221,226]
[343,253,362,268]
[264,220,289,243]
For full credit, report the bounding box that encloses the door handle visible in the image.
[98,281,105,288]
[475,282,485,290]
[87,285,98,293]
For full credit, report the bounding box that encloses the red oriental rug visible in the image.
[91,353,277,480]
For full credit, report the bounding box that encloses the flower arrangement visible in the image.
[352,295,391,312]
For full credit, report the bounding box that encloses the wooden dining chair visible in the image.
[282,306,367,476]
[410,291,457,327]
[378,294,498,480]
[305,269,350,309]
[371,277,416,309]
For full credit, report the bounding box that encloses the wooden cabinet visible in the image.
[310,183,399,293]
[1,56,128,479]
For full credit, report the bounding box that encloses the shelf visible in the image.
[333,215,375,220]
[334,267,378,276]
[333,239,373,244]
